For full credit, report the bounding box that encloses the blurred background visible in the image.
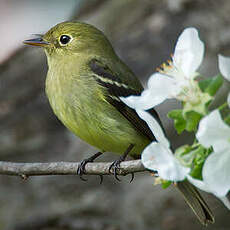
[0,0,230,229]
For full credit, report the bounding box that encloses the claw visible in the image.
[114,168,121,181]
[77,152,103,182]
[109,160,122,181]
[129,172,134,183]
[108,162,114,174]
[109,144,135,182]
[77,160,88,181]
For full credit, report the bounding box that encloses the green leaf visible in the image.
[199,74,223,96]
[199,78,213,92]
[161,180,172,189]
[184,110,202,132]
[190,163,203,180]
[168,110,186,134]
[190,147,212,180]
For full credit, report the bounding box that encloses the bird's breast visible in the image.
[45,67,149,155]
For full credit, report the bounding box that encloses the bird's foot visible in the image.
[109,157,123,181]
[77,151,103,183]
[109,144,135,182]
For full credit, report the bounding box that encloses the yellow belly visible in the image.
[45,68,150,157]
[47,90,149,156]
[56,99,149,156]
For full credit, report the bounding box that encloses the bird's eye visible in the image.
[59,35,71,45]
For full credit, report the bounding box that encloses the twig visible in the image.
[0,160,146,177]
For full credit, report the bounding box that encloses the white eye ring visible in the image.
[59,35,72,45]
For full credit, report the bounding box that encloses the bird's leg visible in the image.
[109,144,134,182]
[77,151,103,183]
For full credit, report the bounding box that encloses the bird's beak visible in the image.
[23,35,50,47]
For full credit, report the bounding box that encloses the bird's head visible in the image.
[24,21,115,59]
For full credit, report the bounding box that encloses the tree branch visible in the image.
[0,160,146,178]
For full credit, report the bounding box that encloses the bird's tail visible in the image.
[176,180,215,226]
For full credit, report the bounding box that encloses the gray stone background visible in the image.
[0,0,229,229]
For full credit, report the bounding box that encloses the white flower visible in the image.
[138,110,190,181]
[187,110,230,209]
[121,28,230,208]
[120,28,204,181]
[218,55,230,82]
[187,148,230,209]
[218,54,230,107]
[121,27,205,110]
[196,110,230,152]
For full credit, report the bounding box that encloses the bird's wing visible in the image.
[88,58,162,142]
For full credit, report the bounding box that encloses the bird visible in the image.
[24,21,214,225]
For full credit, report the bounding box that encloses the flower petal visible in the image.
[120,73,180,110]
[142,142,190,181]
[202,148,230,197]
[187,175,211,193]
[136,109,170,148]
[141,143,158,170]
[218,54,230,81]
[219,197,230,210]
[196,110,230,152]
[174,27,204,77]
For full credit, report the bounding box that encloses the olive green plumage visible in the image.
[24,21,214,225]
